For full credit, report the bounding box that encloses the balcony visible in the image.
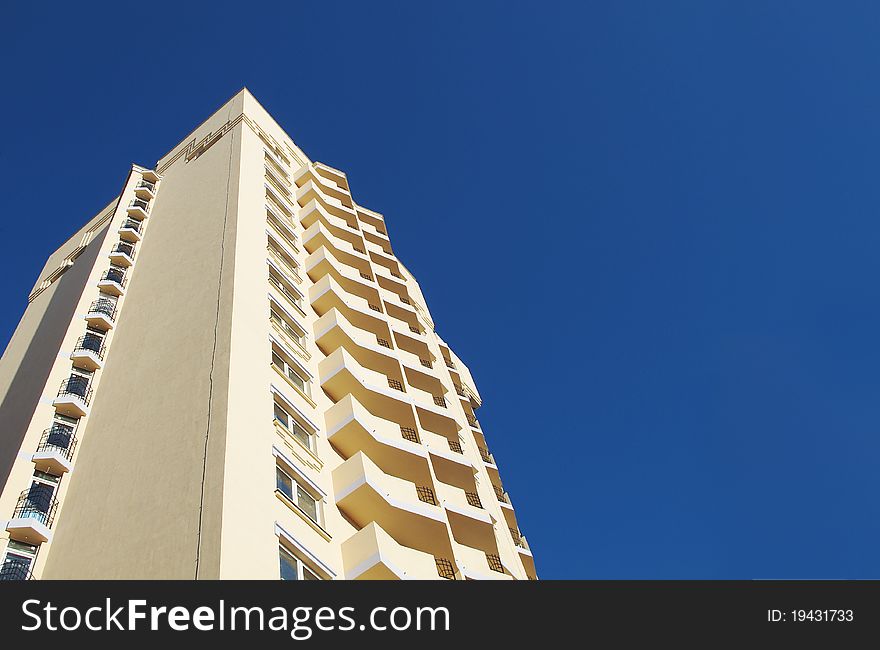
[302,221,371,275]
[453,542,513,581]
[421,430,476,487]
[318,348,414,427]
[85,298,116,329]
[341,522,442,580]
[296,179,357,225]
[333,452,451,558]
[515,534,537,579]
[140,169,160,183]
[109,241,136,267]
[309,275,387,339]
[52,376,92,417]
[306,247,376,303]
[134,180,156,200]
[31,426,77,475]
[70,333,105,371]
[97,268,127,296]
[295,165,354,209]
[6,489,58,544]
[326,395,430,486]
[118,219,143,243]
[355,205,387,235]
[315,309,399,378]
[300,200,363,250]
[127,198,150,220]
[313,162,350,192]
[436,482,494,550]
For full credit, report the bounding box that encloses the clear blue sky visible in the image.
[3,2,880,579]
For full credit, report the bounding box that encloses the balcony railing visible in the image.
[359,272,373,281]
[435,557,456,580]
[0,562,33,581]
[73,334,106,360]
[12,489,58,529]
[101,268,127,286]
[467,415,480,429]
[447,439,462,454]
[494,485,509,504]
[433,395,447,408]
[445,359,455,369]
[400,426,420,444]
[88,299,117,321]
[419,358,432,369]
[479,446,493,464]
[120,219,142,233]
[454,384,467,398]
[137,180,156,192]
[112,241,136,257]
[465,491,483,508]
[400,296,411,305]
[353,246,366,254]
[409,325,421,335]
[416,486,437,506]
[387,378,404,392]
[377,337,391,349]
[37,426,78,462]
[368,303,382,312]
[509,527,525,547]
[57,376,92,406]
[129,198,150,213]
[486,553,504,573]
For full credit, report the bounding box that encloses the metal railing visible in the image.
[368,303,382,312]
[120,219,142,233]
[12,489,58,528]
[353,246,366,254]
[479,447,493,464]
[416,486,437,506]
[0,562,33,581]
[419,358,432,369]
[137,180,156,192]
[400,296,411,305]
[101,268,127,287]
[377,338,391,349]
[447,439,462,454]
[445,359,455,369]
[387,378,404,392]
[409,325,421,335]
[494,485,508,504]
[36,426,78,461]
[435,558,456,580]
[465,492,483,508]
[88,299,117,321]
[73,334,106,360]
[486,554,504,573]
[455,384,467,398]
[57,376,92,406]
[400,426,420,444]
[467,415,480,429]
[509,527,525,548]
[112,241,136,257]
[432,395,446,408]
[129,198,150,213]
[359,272,372,281]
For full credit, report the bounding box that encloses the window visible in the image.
[271,346,310,396]
[273,401,312,450]
[269,271,304,312]
[279,546,320,581]
[276,467,320,526]
[270,304,306,348]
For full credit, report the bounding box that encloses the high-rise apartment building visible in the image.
[0,89,536,581]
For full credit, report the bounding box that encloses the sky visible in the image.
[3,1,880,579]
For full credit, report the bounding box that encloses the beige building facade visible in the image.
[0,89,536,581]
